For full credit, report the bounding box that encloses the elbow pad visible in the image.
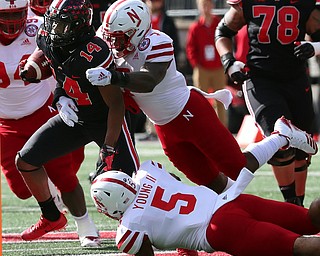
[215,19,238,42]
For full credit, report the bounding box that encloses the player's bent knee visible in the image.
[267,148,295,166]
[15,153,40,172]
[308,198,320,229]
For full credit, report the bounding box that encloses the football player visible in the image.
[86,0,317,198]
[215,0,320,206]
[90,118,320,256]
[0,0,102,247]
[15,0,140,244]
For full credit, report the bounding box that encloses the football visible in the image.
[22,48,52,81]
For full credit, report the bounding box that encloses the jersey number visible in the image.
[151,187,196,214]
[253,6,299,45]
[64,77,92,105]
[0,54,30,88]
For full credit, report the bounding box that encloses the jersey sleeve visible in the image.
[145,32,174,63]
[116,225,146,254]
[70,37,114,77]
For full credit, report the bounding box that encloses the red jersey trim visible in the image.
[151,43,173,51]
[123,231,139,253]
[146,50,174,60]
[117,229,132,249]
[100,53,113,68]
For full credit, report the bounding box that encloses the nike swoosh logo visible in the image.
[305,87,310,92]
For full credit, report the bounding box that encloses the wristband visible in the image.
[311,42,320,56]
[101,144,115,154]
[220,52,236,73]
[109,70,130,86]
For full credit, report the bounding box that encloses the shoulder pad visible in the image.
[226,0,242,5]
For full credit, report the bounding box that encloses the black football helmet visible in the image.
[44,0,94,47]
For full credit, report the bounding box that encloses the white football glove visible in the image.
[227,61,249,85]
[56,96,78,127]
[86,67,112,86]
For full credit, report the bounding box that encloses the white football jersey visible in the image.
[116,161,254,254]
[113,29,190,125]
[0,9,54,119]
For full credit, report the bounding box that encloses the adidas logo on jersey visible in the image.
[133,52,139,60]
[21,38,31,45]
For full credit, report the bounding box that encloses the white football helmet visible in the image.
[91,171,139,220]
[0,0,28,42]
[102,0,151,57]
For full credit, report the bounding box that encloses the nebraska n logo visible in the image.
[127,9,141,27]
[183,110,193,121]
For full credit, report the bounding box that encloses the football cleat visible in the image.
[76,216,101,247]
[273,116,318,155]
[177,248,199,256]
[21,213,67,241]
[80,236,101,247]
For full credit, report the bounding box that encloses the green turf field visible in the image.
[2,135,320,255]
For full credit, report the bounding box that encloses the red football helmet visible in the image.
[0,0,28,43]
[29,0,52,16]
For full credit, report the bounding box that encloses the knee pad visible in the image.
[267,147,296,166]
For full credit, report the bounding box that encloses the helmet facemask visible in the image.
[0,6,27,42]
[103,28,135,58]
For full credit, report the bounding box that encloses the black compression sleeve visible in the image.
[215,19,238,42]
[109,70,130,87]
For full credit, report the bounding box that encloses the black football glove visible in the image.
[19,60,40,83]
[221,53,249,85]
[294,42,315,61]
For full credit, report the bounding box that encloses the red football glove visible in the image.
[100,144,115,171]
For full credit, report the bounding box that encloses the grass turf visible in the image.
[2,134,320,255]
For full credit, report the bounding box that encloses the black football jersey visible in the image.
[37,25,114,121]
[242,0,317,78]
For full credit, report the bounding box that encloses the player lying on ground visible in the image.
[90,117,320,256]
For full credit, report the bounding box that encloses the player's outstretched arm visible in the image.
[86,61,170,93]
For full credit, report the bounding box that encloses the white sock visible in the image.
[244,134,288,168]
[73,210,89,223]
[73,211,98,237]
